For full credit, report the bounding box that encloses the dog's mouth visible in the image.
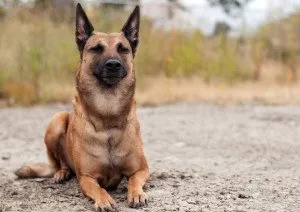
[94,72,127,87]
[102,76,122,85]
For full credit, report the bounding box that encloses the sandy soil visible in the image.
[0,104,299,212]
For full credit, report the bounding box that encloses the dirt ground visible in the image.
[0,103,299,212]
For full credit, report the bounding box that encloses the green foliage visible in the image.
[165,32,249,83]
[215,35,249,82]
[165,32,204,77]
[0,6,6,19]
[34,0,52,9]
[251,11,300,81]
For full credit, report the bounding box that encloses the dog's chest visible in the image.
[93,91,125,116]
[87,127,128,169]
[85,129,127,188]
[71,107,131,179]
[105,132,126,168]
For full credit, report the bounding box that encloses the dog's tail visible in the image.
[15,163,57,178]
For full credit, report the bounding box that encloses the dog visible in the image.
[15,3,149,211]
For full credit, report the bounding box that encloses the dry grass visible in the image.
[136,76,300,106]
[1,7,300,107]
[3,75,300,107]
[0,8,251,106]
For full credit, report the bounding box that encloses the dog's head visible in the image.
[75,3,139,88]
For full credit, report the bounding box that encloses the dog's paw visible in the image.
[128,191,148,208]
[53,169,71,184]
[94,193,118,212]
[95,201,117,212]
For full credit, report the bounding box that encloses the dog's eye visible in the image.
[117,43,130,54]
[90,44,104,53]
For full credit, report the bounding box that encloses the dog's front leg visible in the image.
[79,176,117,211]
[127,169,150,208]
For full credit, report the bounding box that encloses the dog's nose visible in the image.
[105,59,122,72]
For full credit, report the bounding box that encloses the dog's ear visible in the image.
[76,3,94,58]
[122,6,140,56]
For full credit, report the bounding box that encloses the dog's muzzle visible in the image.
[93,59,127,87]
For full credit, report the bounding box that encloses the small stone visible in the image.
[172,184,180,188]
[220,191,226,195]
[1,153,10,160]
[157,172,168,180]
[238,193,252,199]
[19,204,28,209]
[11,191,18,196]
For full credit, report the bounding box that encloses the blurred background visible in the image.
[1,0,300,106]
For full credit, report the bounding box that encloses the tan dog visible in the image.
[15,3,149,211]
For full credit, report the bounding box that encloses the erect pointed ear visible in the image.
[75,3,94,58]
[122,6,140,57]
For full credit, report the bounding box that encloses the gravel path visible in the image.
[0,104,299,212]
